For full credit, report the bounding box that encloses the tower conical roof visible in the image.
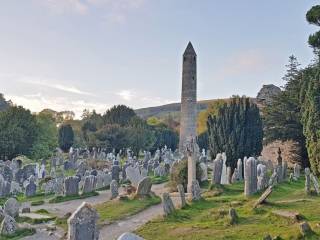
[183,42,196,56]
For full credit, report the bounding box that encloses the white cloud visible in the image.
[40,0,88,15]
[19,77,92,96]
[116,90,135,101]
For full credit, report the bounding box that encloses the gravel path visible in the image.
[23,183,168,240]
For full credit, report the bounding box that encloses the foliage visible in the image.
[58,124,74,152]
[136,178,320,240]
[95,124,130,153]
[127,116,156,156]
[150,123,179,153]
[197,131,208,150]
[263,55,308,166]
[30,112,58,160]
[48,191,99,203]
[103,105,136,126]
[306,5,320,52]
[0,93,11,112]
[0,106,38,159]
[169,159,202,191]
[207,96,263,169]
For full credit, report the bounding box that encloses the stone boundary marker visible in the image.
[253,186,273,208]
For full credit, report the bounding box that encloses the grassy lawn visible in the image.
[136,178,320,240]
[48,191,99,203]
[95,195,161,224]
[0,192,54,206]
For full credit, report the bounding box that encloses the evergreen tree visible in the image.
[103,105,136,126]
[0,106,38,159]
[58,124,74,152]
[207,97,263,169]
[263,56,308,166]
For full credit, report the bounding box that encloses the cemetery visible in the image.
[1,2,320,240]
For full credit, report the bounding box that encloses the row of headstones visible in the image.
[211,154,299,196]
[0,197,24,236]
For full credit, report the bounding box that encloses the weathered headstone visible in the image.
[162,192,175,216]
[4,198,19,218]
[110,180,118,199]
[177,184,186,208]
[136,177,152,197]
[117,233,145,240]
[25,181,36,198]
[65,176,79,196]
[126,166,143,187]
[212,154,223,185]
[244,157,257,196]
[67,202,99,240]
[199,162,208,182]
[0,215,16,235]
[305,168,311,195]
[293,163,301,179]
[310,173,320,195]
[190,180,201,201]
[237,159,243,181]
[83,175,97,194]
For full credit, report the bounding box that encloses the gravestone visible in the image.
[0,175,11,198]
[162,192,175,216]
[126,166,143,187]
[257,164,268,191]
[65,176,79,196]
[0,215,16,235]
[310,173,320,195]
[305,168,311,195]
[293,163,301,179]
[199,162,208,182]
[117,232,145,240]
[177,184,186,208]
[4,198,19,218]
[190,180,201,201]
[212,154,223,185]
[83,176,97,194]
[244,157,257,196]
[110,180,118,199]
[67,202,99,240]
[25,180,36,198]
[111,164,121,182]
[220,153,228,184]
[237,159,243,181]
[136,177,152,197]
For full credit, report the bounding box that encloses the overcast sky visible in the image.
[0,0,318,118]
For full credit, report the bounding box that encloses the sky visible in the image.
[0,0,318,118]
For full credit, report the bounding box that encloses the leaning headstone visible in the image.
[4,198,19,218]
[305,168,311,195]
[212,154,223,185]
[244,157,257,196]
[253,186,273,208]
[177,184,186,208]
[67,202,99,240]
[162,192,175,216]
[268,170,278,187]
[310,173,320,195]
[136,177,152,197]
[110,180,118,199]
[126,166,143,187]
[65,176,79,196]
[190,180,201,201]
[117,232,145,240]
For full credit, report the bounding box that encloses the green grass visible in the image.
[31,200,44,206]
[0,228,36,240]
[150,175,169,184]
[0,192,54,206]
[48,191,99,203]
[136,178,320,240]
[95,195,161,224]
[16,215,56,225]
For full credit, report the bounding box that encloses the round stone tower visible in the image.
[179,42,197,152]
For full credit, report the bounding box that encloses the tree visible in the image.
[95,124,130,153]
[263,56,308,166]
[0,94,10,112]
[31,112,58,160]
[0,106,38,159]
[207,97,263,169]
[103,105,136,126]
[306,5,320,53]
[150,123,179,153]
[58,124,74,152]
[127,116,155,156]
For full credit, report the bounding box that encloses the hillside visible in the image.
[135,99,228,120]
